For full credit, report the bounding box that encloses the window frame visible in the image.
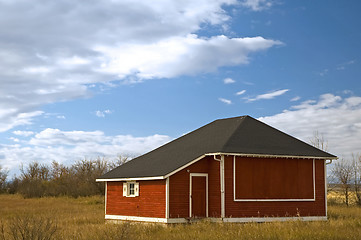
[123,181,139,197]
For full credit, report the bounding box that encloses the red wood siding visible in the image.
[235,157,314,199]
[169,156,221,218]
[106,180,166,218]
[225,156,326,218]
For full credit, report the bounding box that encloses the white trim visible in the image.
[205,152,336,160]
[106,215,168,223]
[165,155,206,178]
[220,155,225,218]
[233,156,316,202]
[313,159,316,200]
[166,177,169,219]
[96,176,164,182]
[105,215,327,223]
[189,173,208,218]
[220,216,327,223]
[324,159,328,218]
[233,156,236,202]
[105,182,107,215]
[124,181,137,197]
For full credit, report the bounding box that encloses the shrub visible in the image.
[0,215,57,240]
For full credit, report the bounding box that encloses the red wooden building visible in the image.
[96,116,336,223]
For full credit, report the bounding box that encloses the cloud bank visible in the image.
[0,128,171,175]
[0,0,281,132]
[259,94,361,158]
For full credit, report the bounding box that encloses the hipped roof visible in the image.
[97,116,336,180]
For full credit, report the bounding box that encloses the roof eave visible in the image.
[96,152,337,182]
[205,152,338,160]
[96,176,165,182]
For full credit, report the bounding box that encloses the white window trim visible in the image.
[233,157,316,202]
[123,181,139,197]
[189,173,208,218]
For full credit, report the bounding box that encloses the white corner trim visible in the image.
[166,177,169,219]
[313,159,316,200]
[96,176,164,182]
[233,157,316,202]
[220,155,225,218]
[324,159,328,218]
[105,182,107,215]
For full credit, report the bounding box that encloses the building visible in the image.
[96,116,337,223]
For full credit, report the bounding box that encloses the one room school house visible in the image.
[96,116,337,223]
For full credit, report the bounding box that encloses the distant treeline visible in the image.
[0,157,127,198]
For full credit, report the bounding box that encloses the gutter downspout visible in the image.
[325,159,333,165]
[214,155,225,218]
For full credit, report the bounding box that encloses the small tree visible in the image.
[353,154,361,206]
[19,162,50,198]
[332,159,353,206]
[0,165,8,193]
[310,130,329,152]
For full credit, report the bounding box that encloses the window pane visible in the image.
[129,183,135,195]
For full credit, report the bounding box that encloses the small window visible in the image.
[129,183,135,195]
[123,182,139,197]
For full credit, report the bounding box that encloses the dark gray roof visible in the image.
[98,116,336,179]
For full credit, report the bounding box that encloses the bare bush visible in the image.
[332,159,354,206]
[1,215,57,240]
[18,162,50,198]
[13,156,128,198]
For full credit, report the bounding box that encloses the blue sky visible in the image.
[1,0,360,176]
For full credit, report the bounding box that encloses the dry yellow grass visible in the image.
[1,194,361,239]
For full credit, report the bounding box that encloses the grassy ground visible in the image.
[1,194,361,239]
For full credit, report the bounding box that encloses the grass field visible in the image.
[1,194,361,240]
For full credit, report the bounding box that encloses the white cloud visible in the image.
[95,109,112,118]
[224,78,236,84]
[13,130,34,137]
[236,90,246,95]
[0,111,44,132]
[240,0,273,11]
[290,96,301,102]
[336,60,355,70]
[1,128,171,175]
[0,0,281,132]
[9,137,19,143]
[219,98,232,104]
[248,89,289,102]
[259,94,361,158]
[95,35,282,80]
[319,69,329,77]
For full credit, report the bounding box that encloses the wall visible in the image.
[106,180,166,218]
[169,156,221,218]
[225,156,326,218]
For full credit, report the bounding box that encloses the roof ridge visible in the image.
[219,115,249,152]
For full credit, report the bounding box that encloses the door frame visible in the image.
[189,173,208,218]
